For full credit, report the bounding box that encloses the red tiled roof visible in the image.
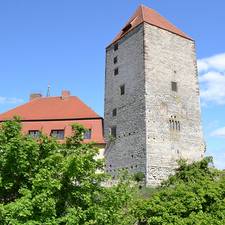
[0,96,100,121]
[110,5,192,45]
[0,95,105,144]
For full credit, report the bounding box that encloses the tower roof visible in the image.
[110,5,192,45]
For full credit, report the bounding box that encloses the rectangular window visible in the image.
[51,130,64,140]
[114,67,119,76]
[28,130,40,138]
[171,81,178,92]
[114,43,118,51]
[120,84,125,95]
[112,108,117,116]
[84,129,92,139]
[113,56,118,64]
[110,126,117,138]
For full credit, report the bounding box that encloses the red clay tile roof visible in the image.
[110,5,192,46]
[0,96,105,144]
[0,96,100,121]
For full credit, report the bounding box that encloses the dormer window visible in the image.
[122,23,132,33]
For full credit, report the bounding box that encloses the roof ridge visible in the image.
[140,4,145,21]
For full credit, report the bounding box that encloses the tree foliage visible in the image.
[0,119,135,225]
[133,157,225,225]
[0,119,224,225]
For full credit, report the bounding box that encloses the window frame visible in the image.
[50,129,65,140]
[110,126,117,138]
[120,84,125,95]
[114,67,119,76]
[113,56,118,64]
[171,81,178,92]
[84,129,92,140]
[114,43,118,51]
[28,130,40,139]
[112,108,117,117]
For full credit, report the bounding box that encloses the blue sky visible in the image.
[0,0,224,169]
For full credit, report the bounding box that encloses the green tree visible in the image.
[0,119,135,225]
[1,119,224,225]
[133,157,225,225]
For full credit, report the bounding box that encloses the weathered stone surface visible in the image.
[104,23,204,186]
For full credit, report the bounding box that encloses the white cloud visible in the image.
[199,71,225,105]
[0,96,24,105]
[198,53,225,73]
[198,53,225,105]
[210,127,225,138]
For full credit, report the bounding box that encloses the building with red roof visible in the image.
[0,90,105,146]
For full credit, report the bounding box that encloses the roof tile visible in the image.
[0,96,100,121]
[110,5,192,45]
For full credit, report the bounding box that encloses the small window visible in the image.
[114,67,119,75]
[113,56,118,64]
[171,81,178,92]
[84,129,92,139]
[120,84,125,95]
[51,130,64,140]
[112,108,117,117]
[29,130,40,138]
[177,122,181,131]
[110,126,117,138]
[122,23,132,33]
[114,43,118,51]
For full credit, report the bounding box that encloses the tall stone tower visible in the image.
[104,5,205,186]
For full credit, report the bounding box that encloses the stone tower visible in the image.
[104,5,205,186]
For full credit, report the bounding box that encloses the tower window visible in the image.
[169,117,181,132]
[84,129,92,139]
[120,84,125,95]
[110,126,117,138]
[51,130,64,139]
[112,108,117,116]
[114,43,118,51]
[177,121,181,131]
[113,56,118,64]
[171,81,178,92]
[114,67,119,75]
[29,130,40,138]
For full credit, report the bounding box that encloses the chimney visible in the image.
[30,93,42,101]
[61,90,70,99]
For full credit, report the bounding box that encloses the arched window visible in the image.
[177,121,180,131]
[169,120,172,129]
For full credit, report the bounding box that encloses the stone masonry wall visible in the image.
[104,22,205,186]
[144,23,205,185]
[104,24,146,176]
